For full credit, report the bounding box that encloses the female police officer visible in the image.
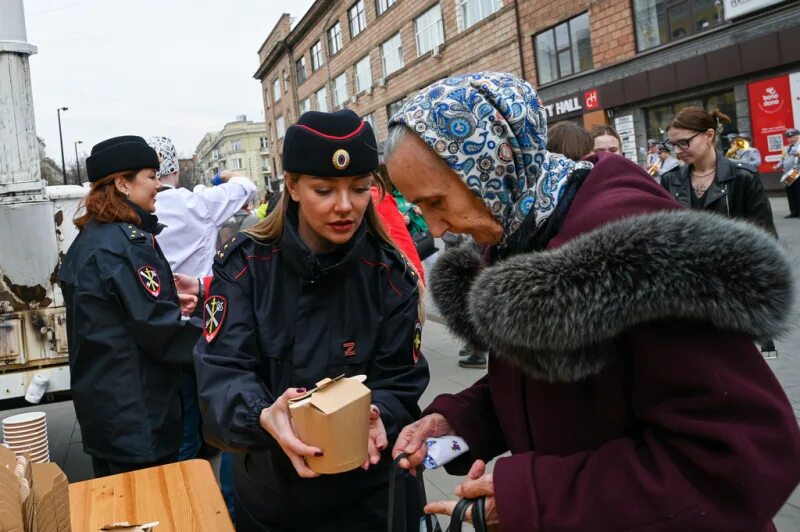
[194,110,430,531]
[59,135,201,477]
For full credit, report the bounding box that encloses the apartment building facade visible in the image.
[194,115,275,194]
[255,0,524,176]
[257,0,799,183]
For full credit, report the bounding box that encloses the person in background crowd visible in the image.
[660,108,776,236]
[256,192,272,219]
[385,72,800,531]
[193,110,429,532]
[644,138,660,169]
[590,124,622,155]
[775,128,800,218]
[661,108,777,353]
[59,136,201,478]
[394,187,438,262]
[726,131,762,167]
[148,136,256,462]
[656,142,680,179]
[546,122,593,161]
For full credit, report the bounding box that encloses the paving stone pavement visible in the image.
[2,198,799,530]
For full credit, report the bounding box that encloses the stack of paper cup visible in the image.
[2,412,49,463]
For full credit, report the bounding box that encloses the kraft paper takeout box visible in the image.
[288,374,371,474]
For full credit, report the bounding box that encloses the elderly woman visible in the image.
[387,73,800,531]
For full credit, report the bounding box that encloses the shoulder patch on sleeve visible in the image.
[203,295,227,342]
[118,224,147,243]
[214,233,249,266]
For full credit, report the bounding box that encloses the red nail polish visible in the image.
[314,451,324,457]
[296,388,307,393]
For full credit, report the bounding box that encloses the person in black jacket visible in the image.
[58,136,201,478]
[193,110,430,532]
[661,107,777,237]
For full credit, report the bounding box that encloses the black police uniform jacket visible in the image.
[194,208,430,527]
[660,151,777,236]
[58,205,200,463]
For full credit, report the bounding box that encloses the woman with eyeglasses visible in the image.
[660,107,777,236]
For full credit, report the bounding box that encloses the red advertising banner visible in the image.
[748,74,795,173]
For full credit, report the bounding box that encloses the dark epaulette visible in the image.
[214,232,250,266]
[118,223,147,243]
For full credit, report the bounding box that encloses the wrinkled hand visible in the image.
[425,460,500,526]
[260,388,322,478]
[362,405,388,470]
[392,413,454,472]
[178,293,197,316]
[173,273,199,296]
[219,169,244,182]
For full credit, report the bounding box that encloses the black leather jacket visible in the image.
[660,152,777,237]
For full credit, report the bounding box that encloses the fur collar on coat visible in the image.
[430,210,795,382]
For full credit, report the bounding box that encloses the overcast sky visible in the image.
[24,0,315,163]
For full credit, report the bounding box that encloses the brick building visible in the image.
[518,0,799,182]
[256,0,799,183]
[255,0,523,176]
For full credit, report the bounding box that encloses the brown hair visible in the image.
[589,125,622,144]
[244,171,395,250]
[669,107,731,136]
[74,171,140,230]
[547,122,593,160]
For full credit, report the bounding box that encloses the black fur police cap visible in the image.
[86,135,160,182]
[282,110,378,177]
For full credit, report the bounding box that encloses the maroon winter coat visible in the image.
[426,153,800,531]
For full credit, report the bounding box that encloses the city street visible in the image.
[2,197,800,530]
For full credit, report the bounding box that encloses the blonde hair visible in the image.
[244,171,395,250]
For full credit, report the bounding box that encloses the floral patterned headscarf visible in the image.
[388,72,593,239]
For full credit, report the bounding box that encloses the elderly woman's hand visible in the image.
[425,460,500,527]
[178,293,197,316]
[392,413,454,470]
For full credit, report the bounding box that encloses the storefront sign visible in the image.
[613,114,638,163]
[584,89,600,110]
[723,0,787,21]
[748,74,797,173]
[543,94,583,120]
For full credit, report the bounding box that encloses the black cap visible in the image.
[786,128,800,138]
[85,135,159,182]
[735,131,752,141]
[282,110,378,177]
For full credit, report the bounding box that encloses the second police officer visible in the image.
[194,110,430,531]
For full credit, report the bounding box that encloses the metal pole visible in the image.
[73,140,82,183]
[57,106,68,184]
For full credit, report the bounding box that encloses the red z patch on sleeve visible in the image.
[137,266,161,297]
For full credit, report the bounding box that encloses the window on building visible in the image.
[387,97,406,119]
[316,86,329,113]
[262,156,270,170]
[272,78,281,102]
[633,0,725,51]
[415,4,444,56]
[276,116,286,139]
[376,0,396,16]
[219,161,226,171]
[458,0,502,30]
[231,140,242,152]
[645,91,737,152]
[260,137,269,151]
[328,22,343,56]
[349,1,367,38]
[296,56,307,84]
[333,72,349,108]
[355,55,372,93]
[362,112,375,130]
[311,41,325,71]
[211,149,219,160]
[299,98,311,115]
[231,158,243,170]
[283,70,290,92]
[381,33,404,77]
[534,12,593,85]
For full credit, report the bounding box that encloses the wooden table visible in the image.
[68,459,234,531]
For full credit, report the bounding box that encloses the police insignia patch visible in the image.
[412,321,422,364]
[137,266,161,297]
[204,295,227,343]
[332,149,350,170]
